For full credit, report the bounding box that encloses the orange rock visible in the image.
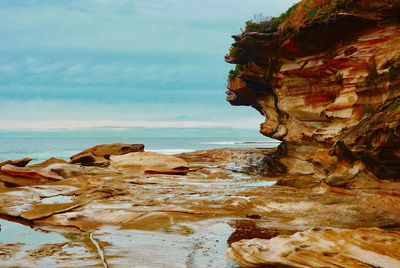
[228,228,400,268]
[1,164,64,182]
[225,0,400,186]
[70,143,144,159]
[0,158,32,168]
[69,143,145,167]
[110,152,189,175]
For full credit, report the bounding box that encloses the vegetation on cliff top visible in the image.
[243,0,354,34]
[227,0,355,79]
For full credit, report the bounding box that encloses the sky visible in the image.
[0,0,297,131]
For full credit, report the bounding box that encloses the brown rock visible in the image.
[206,171,232,179]
[0,172,49,186]
[43,163,118,179]
[70,143,144,159]
[225,0,400,185]
[177,147,278,174]
[0,158,32,168]
[29,158,68,169]
[227,227,400,268]
[69,143,145,167]
[110,152,189,175]
[69,152,109,167]
[0,145,397,266]
[1,164,64,183]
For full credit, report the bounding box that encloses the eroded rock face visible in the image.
[226,0,400,185]
[227,227,400,268]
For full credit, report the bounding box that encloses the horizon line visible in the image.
[0,119,261,131]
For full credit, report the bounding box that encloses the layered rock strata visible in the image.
[225,1,400,267]
[226,0,400,186]
[0,145,399,266]
[228,227,400,268]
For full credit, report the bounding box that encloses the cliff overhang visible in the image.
[226,0,400,186]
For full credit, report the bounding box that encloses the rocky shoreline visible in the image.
[0,143,398,267]
[222,0,400,266]
[1,0,400,267]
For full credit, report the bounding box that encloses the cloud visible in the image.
[0,0,298,129]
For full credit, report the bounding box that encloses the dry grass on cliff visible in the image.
[279,0,339,32]
[244,0,354,33]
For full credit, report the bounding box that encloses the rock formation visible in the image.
[0,1,399,266]
[228,227,400,268]
[70,143,144,167]
[0,158,32,168]
[226,0,400,186]
[110,152,189,175]
[0,144,399,266]
[224,1,400,267]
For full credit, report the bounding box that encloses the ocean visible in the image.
[0,128,280,164]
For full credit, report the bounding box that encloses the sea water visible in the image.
[0,128,280,163]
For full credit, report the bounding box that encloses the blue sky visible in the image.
[0,0,297,130]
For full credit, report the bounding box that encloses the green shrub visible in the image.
[228,65,242,79]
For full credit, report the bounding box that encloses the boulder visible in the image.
[70,143,145,167]
[70,143,144,159]
[110,152,189,175]
[0,157,32,168]
[69,152,109,167]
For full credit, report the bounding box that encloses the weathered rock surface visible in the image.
[29,157,68,168]
[70,143,144,167]
[228,227,400,268]
[178,147,278,174]
[70,152,110,167]
[0,164,64,184]
[226,0,400,186]
[224,1,400,266]
[70,143,145,159]
[0,144,398,266]
[43,163,118,179]
[0,157,32,168]
[110,151,189,175]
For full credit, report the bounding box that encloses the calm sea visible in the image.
[0,128,280,164]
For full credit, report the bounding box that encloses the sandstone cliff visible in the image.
[226,0,400,187]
